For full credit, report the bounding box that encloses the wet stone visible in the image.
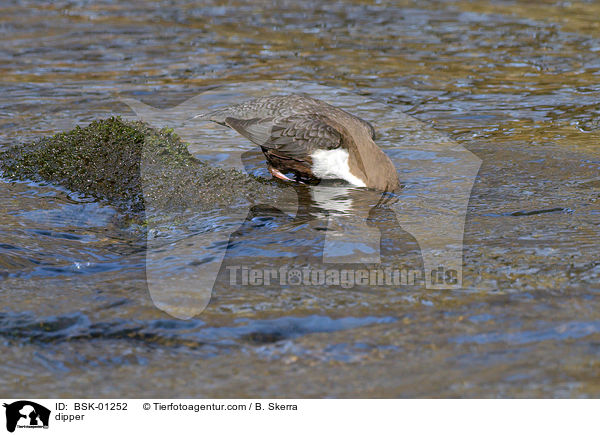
[0,117,280,217]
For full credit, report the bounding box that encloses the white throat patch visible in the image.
[310,149,366,187]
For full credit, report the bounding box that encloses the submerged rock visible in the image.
[0,117,278,216]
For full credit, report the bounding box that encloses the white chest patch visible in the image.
[310,149,366,187]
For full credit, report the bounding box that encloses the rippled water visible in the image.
[1,0,599,397]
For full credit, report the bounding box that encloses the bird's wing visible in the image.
[224,114,342,160]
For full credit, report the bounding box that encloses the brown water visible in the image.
[1,0,599,398]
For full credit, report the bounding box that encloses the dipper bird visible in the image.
[194,94,400,192]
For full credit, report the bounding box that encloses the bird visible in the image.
[193,93,400,192]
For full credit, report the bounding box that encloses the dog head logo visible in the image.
[3,401,50,433]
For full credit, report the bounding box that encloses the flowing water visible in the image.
[1,0,599,397]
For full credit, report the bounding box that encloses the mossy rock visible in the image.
[0,117,279,216]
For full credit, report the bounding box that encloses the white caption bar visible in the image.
[0,399,597,435]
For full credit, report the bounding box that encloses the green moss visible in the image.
[0,117,279,216]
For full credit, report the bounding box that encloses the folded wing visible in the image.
[224,114,342,162]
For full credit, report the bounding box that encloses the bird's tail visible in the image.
[192,112,211,121]
[192,109,230,125]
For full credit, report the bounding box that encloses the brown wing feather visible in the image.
[225,114,342,162]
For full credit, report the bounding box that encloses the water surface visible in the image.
[1,0,599,397]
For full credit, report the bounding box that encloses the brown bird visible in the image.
[194,94,400,192]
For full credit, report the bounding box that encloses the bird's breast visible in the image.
[310,148,367,187]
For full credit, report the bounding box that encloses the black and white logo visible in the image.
[3,401,50,433]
